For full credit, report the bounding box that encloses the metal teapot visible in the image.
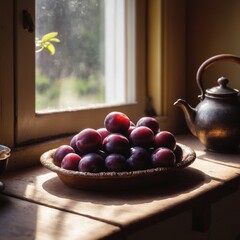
[174,54,240,152]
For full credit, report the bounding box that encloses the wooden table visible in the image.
[0,135,240,240]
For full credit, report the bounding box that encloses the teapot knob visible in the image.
[206,76,238,97]
[218,77,229,88]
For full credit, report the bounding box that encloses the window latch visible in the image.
[22,10,35,33]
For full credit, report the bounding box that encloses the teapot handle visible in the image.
[196,54,240,101]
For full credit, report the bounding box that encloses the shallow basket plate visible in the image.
[40,143,196,191]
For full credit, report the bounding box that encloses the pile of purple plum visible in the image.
[53,111,183,173]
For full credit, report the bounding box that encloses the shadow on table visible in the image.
[42,167,210,205]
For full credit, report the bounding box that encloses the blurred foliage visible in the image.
[36,68,105,110]
[35,0,105,111]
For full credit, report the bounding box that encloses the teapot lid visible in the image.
[206,77,239,98]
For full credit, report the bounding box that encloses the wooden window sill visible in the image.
[0,135,240,239]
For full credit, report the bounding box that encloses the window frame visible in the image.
[0,0,187,170]
[15,0,146,145]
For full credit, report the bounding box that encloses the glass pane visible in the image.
[36,0,128,112]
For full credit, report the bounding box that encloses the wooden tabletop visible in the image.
[0,135,240,239]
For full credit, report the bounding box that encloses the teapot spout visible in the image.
[174,99,197,136]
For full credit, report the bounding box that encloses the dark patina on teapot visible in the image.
[174,54,240,152]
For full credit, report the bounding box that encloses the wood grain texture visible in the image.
[1,135,240,236]
[0,194,122,240]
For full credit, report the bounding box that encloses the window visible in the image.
[36,0,135,112]
[15,0,146,145]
